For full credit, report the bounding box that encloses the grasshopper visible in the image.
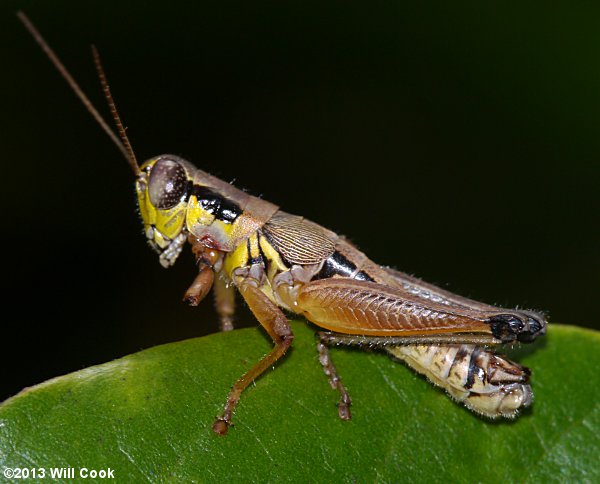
[20,12,547,435]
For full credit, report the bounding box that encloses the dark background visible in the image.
[2,1,599,402]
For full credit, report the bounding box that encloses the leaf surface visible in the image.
[1,323,598,482]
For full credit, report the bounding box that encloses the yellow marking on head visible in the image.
[136,183,156,226]
[155,205,186,240]
[136,158,187,245]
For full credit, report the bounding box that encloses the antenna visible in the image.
[17,11,141,176]
[91,45,139,172]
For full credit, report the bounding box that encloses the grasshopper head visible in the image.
[136,155,195,267]
[136,154,279,267]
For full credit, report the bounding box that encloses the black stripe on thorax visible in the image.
[314,251,375,281]
[257,234,271,273]
[258,230,292,268]
[192,185,241,224]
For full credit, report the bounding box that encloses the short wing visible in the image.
[381,266,500,312]
[297,278,504,343]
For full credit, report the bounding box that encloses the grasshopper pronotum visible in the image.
[20,12,546,435]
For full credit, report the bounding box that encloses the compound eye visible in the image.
[148,158,188,209]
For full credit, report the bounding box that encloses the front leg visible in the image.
[183,265,214,306]
[186,239,235,331]
[213,272,294,435]
[184,241,223,307]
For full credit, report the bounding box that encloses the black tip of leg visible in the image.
[338,403,352,420]
[212,418,230,436]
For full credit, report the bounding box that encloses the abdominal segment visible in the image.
[385,344,532,418]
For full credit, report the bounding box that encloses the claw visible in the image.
[212,418,230,436]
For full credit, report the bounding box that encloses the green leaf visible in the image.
[1,323,598,482]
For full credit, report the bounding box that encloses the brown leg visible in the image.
[183,265,214,306]
[213,275,235,332]
[213,282,294,435]
[316,332,352,420]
